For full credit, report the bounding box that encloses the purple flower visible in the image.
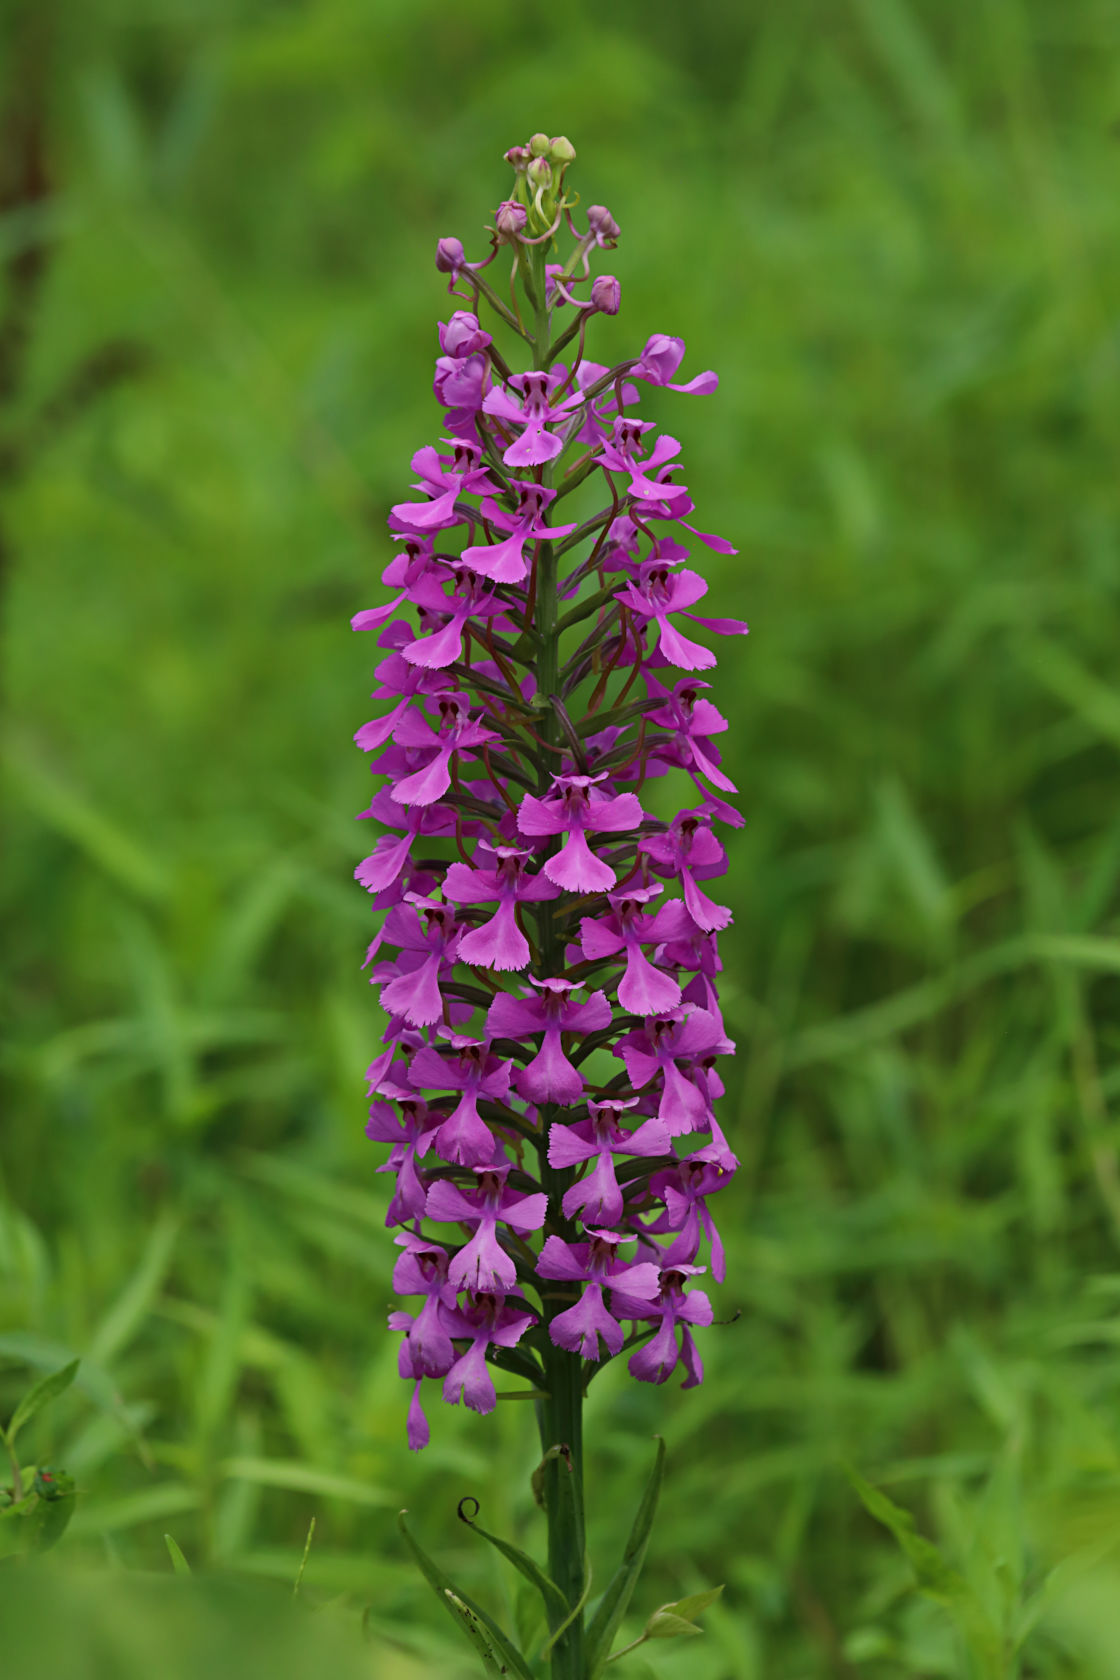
[390,1233,458,1376]
[409,1033,513,1166]
[487,978,611,1105]
[441,1292,538,1414]
[613,1262,714,1388]
[579,882,683,1016]
[640,808,731,934]
[548,1099,671,1225]
[390,439,501,536]
[436,236,467,276]
[460,481,577,584]
[617,1005,731,1133]
[443,844,559,971]
[633,333,718,395]
[389,693,498,804]
[354,136,742,1449]
[517,774,643,893]
[426,1165,547,1294]
[374,894,463,1026]
[482,370,585,467]
[399,573,512,673]
[596,419,690,510]
[536,1230,661,1360]
[616,559,747,672]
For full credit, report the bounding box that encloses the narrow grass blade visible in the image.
[219,1457,390,1506]
[292,1516,315,1598]
[398,1509,535,1680]
[164,1532,192,1575]
[88,1213,179,1367]
[584,1436,666,1679]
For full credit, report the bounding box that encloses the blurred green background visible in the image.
[3,0,1120,1674]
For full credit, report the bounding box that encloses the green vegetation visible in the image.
[3,1,1120,1674]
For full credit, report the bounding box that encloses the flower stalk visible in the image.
[355,133,745,1677]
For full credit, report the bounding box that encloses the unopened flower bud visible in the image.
[549,136,576,165]
[591,275,621,315]
[527,156,552,191]
[587,204,620,247]
[528,132,551,158]
[504,145,531,172]
[495,200,528,240]
[435,236,466,275]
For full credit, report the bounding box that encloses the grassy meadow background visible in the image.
[3,1,1120,1674]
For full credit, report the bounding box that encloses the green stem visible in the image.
[525,234,587,1680]
[2,1428,23,1503]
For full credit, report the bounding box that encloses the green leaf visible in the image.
[845,1466,1002,1675]
[164,1533,192,1576]
[397,1509,535,1680]
[457,1496,569,1631]
[845,1465,967,1601]
[5,1360,80,1445]
[557,584,617,636]
[218,1457,391,1506]
[442,1592,507,1677]
[644,1584,724,1638]
[644,1613,703,1639]
[0,1335,147,1461]
[26,1470,77,1553]
[585,1437,666,1679]
[0,1492,37,1520]
[88,1212,179,1368]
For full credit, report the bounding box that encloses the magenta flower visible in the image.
[441,1292,538,1415]
[536,1231,660,1360]
[425,1164,547,1293]
[548,1099,671,1225]
[372,894,462,1026]
[487,976,611,1104]
[616,1005,729,1133]
[389,692,498,804]
[616,558,747,672]
[517,773,643,893]
[579,882,682,1015]
[354,141,742,1530]
[460,481,576,583]
[615,1262,714,1388]
[633,332,718,395]
[639,807,731,933]
[443,844,559,971]
[390,439,501,536]
[409,1033,513,1166]
[482,368,584,466]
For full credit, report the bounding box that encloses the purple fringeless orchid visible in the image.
[352,132,744,1679]
[355,135,743,1445]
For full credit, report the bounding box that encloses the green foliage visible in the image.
[399,1509,536,1680]
[3,0,1120,1674]
[586,1438,665,1678]
[5,1360,80,1448]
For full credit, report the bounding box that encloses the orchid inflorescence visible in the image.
[354,132,746,1457]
